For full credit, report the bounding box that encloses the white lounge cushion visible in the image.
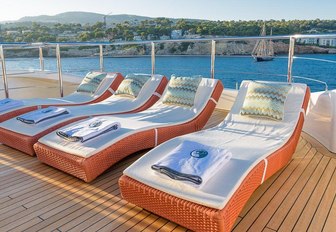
[124,81,307,210]
[0,72,118,116]
[37,78,218,158]
[0,75,165,136]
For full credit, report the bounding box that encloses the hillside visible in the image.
[17,11,152,25]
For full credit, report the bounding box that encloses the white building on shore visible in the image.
[160,35,170,40]
[171,30,183,39]
[297,38,318,45]
[133,35,142,41]
[297,37,336,47]
[6,30,20,36]
[319,38,336,47]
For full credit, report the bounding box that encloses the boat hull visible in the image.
[255,56,274,62]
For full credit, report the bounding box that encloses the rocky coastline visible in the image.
[3,41,336,58]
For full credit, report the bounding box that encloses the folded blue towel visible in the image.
[56,117,121,143]
[152,141,232,187]
[16,106,69,124]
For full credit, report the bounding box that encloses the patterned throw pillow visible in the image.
[115,74,151,98]
[240,81,291,121]
[162,75,202,107]
[76,72,107,94]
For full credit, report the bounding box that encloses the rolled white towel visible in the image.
[0,98,24,112]
[56,117,121,143]
[16,106,69,124]
[152,140,232,188]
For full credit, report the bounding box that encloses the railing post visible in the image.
[56,44,64,97]
[0,45,9,98]
[287,37,296,83]
[151,42,155,75]
[39,47,44,71]
[99,44,104,72]
[211,40,216,79]
[210,40,216,79]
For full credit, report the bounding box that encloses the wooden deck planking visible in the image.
[233,140,315,231]
[0,109,335,231]
[252,148,323,231]
[322,187,336,232]
[2,76,78,100]
[294,158,336,232]
[308,163,336,232]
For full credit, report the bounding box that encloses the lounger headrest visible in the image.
[159,77,218,109]
[162,75,202,108]
[240,81,291,121]
[76,71,108,94]
[230,80,307,123]
[115,73,152,98]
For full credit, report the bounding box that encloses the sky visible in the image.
[0,0,335,22]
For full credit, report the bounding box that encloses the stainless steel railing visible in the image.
[0,45,9,98]
[292,76,328,91]
[1,33,336,97]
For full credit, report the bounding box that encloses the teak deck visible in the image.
[0,110,335,232]
[0,79,335,231]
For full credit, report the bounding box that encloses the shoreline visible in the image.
[3,41,336,58]
[3,53,336,59]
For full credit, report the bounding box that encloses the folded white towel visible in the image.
[0,98,24,112]
[16,106,69,124]
[56,117,121,143]
[152,141,232,188]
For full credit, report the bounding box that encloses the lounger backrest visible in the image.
[131,74,165,101]
[59,72,121,103]
[225,80,307,124]
[92,72,119,97]
[155,78,219,111]
[105,74,165,102]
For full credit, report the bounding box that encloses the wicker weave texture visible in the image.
[0,117,87,156]
[35,129,156,181]
[119,87,310,232]
[119,160,265,232]
[0,76,167,156]
[264,87,310,180]
[34,81,223,182]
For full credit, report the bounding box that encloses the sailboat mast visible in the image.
[252,22,274,61]
[268,28,274,56]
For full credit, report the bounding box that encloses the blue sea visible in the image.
[4,54,336,92]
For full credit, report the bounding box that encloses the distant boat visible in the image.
[252,23,274,62]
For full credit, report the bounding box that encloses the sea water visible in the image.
[4,54,336,92]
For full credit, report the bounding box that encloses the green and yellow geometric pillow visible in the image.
[115,73,151,98]
[162,75,202,107]
[76,71,107,94]
[240,81,291,121]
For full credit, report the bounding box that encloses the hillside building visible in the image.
[319,38,336,47]
[171,29,183,39]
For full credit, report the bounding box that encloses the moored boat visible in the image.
[252,23,275,62]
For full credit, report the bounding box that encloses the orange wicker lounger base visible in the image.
[0,73,124,123]
[34,81,223,182]
[0,77,168,156]
[119,88,310,232]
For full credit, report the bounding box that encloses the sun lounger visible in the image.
[119,80,310,232]
[0,74,168,155]
[0,71,124,123]
[33,77,223,182]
